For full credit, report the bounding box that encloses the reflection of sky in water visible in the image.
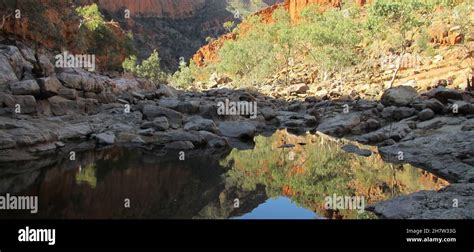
[236,197,322,219]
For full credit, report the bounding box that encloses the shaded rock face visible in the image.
[95,0,283,70]
[85,0,207,18]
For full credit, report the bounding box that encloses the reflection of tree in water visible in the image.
[222,129,449,219]
[75,164,97,188]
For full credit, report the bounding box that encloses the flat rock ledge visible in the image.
[367,183,474,219]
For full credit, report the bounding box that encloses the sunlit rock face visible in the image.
[285,0,342,22]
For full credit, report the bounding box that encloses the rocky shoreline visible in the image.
[1,41,474,219]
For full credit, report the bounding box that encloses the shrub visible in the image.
[122,50,168,83]
[169,59,196,88]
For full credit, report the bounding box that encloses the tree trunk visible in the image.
[388,47,405,89]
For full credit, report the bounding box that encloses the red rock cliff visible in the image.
[193,0,369,66]
[286,0,342,21]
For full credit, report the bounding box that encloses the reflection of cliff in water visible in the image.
[222,129,449,219]
[0,130,449,219]
[0,148,264,219]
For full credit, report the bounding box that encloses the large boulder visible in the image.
[48,96,79,116]
[317,113,361,137]
[218,121,256,139]
[37,77,62,97]
[13,95,37,114]
[57,71,104,93]
[58,88,78,100]
[0,54,19,85]
[10,80,40,96]
[142,105,183,129]
[426,87,463,104]
[1,45,31,79]
[367,183,474,219]
[381,86,418,107]
[95,131,115,145]
[57,72,82,89]
[38,54,55,76]
[184,116,218,133]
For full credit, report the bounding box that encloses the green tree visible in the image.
[122,50,167,83]
[298,8,362,80]
[76,4,104,31]
[223,21,235,32]
[122,55,138,74]
[169,59,196,88]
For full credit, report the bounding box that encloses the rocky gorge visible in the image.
[1,36,473,219]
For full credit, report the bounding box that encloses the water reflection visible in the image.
[236,197,321,219]
[222,130,449,219]
[0,130,448,219]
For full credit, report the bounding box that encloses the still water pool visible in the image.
[0,130,448,219]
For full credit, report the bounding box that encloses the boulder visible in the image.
[1,45,30,79]
[198,130,228,148]
[317,114,361,137]
[156,84,176,98]
[367,183,474,219]
[259,106,276,120]
[13,95,37,114]
[174,100,200,114]
[167,130,204,145]
[413,98,444,114]
[427,87,463,104]
[78,97,100,115]
[453,101,474,115]
[141,117,169,131]
[10,80,40,96]
[142,105,183,129]
[82,76,104,93]
[418,108,435,121]
[393,107,416,120]
[48,96,79,116]
[37,77,62,97]
[286,84,309,94]
[184,116,217,133]
[218,121,256,139]
[164,141,195,150]
[58,88,78,100]
[381,86,418,107]
[0,93,16,107]
[38,54,55,76]
[0,54,19,85]
[57,72,82,90]
[95,131,115,145]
